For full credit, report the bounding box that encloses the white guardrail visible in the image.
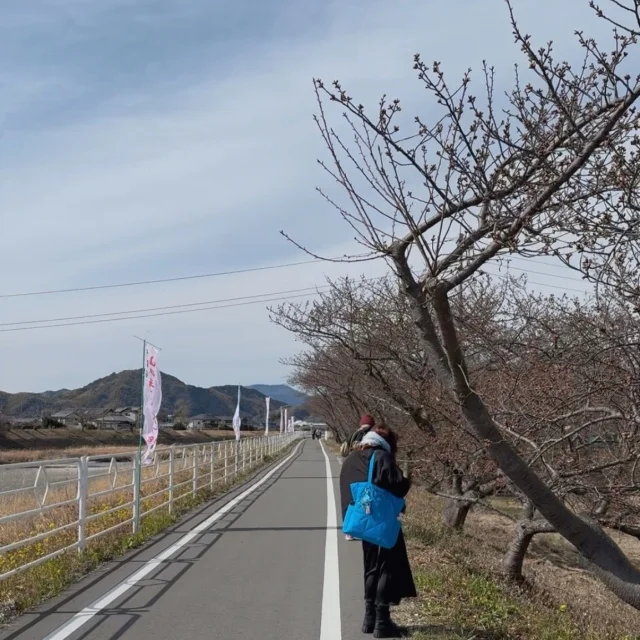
[0,433,300,581]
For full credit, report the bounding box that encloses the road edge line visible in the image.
[319,440,342,640]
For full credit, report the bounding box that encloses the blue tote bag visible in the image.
[342,452,406,549]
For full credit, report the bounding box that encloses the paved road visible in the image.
[0,439,368,640]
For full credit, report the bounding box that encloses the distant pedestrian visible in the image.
[339,424,416,638]
[340,413,375,458]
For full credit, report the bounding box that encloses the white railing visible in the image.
[0,433,299,581]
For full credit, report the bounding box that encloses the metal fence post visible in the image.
[169,445,175,515]
[78,457,88,552]
[133,454,141,534]
[234,440,239,477]
[224,441,229,484]
[210,443,215,491]
[192,446,198,495]
[242,439,246,472]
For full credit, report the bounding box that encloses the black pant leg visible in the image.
[362,541,380,602]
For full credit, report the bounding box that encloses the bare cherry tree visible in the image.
[288,0,640,606]
[471,281,640,579]
[273,277,507,529]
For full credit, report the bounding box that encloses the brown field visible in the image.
[398,490,640,639]
[0,428,264,464]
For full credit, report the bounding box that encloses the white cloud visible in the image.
[0,0,610,393]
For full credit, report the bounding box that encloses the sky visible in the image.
[0,0,610,394]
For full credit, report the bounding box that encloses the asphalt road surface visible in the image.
[0,439,369,640]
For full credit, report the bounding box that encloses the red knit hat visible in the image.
[360,414,375,427]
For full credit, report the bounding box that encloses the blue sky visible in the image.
[0,0,605,394]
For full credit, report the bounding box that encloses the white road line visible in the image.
[42,440,304,640]
[319,440,342,640]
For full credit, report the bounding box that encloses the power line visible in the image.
[0,252,585,301]
[0,244,591,306]
[491,264,585,283]
[489,272,589,294]
[1,266,590,331]
[0,259,325,299]
[0,290,328,333]
[0,271,591,334]
[0,285,330,327]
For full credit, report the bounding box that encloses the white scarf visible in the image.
[361,431,391,453]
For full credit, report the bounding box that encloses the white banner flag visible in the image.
[284,408,288,434]
[142,345,162,464]
[265,397,270,434]
[280,409,284,433]
[232,386,241,442]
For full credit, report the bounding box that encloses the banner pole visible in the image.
[134,339,146,534]
[265,397,270,435]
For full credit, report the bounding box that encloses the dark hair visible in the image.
[361,423,398,456]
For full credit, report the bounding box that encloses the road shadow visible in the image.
[0,440,308,640]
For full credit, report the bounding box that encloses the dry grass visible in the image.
[0,446,139,464]
[0,442,294,623]
[323,439,341,455]
[398,490,640,639]
[0,431,262,464]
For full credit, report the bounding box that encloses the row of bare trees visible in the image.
[276,0,640,608]
[273,276,640,580]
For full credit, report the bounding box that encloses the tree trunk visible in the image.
[393,259,640,608]
[503,519,555,581]
[441,473,476,530]
[443,498,474,530]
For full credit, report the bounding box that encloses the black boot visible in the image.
[373,605,408,638]
[362,601,376,634]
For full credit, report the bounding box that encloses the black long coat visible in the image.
[339,446,417,605]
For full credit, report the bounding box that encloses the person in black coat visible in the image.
[339,424,416,638]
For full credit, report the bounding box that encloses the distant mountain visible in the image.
[0,371,283,420]
[248,384,308,406]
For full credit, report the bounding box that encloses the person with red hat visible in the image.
[341,414,375,457]
[360,413,375,428]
